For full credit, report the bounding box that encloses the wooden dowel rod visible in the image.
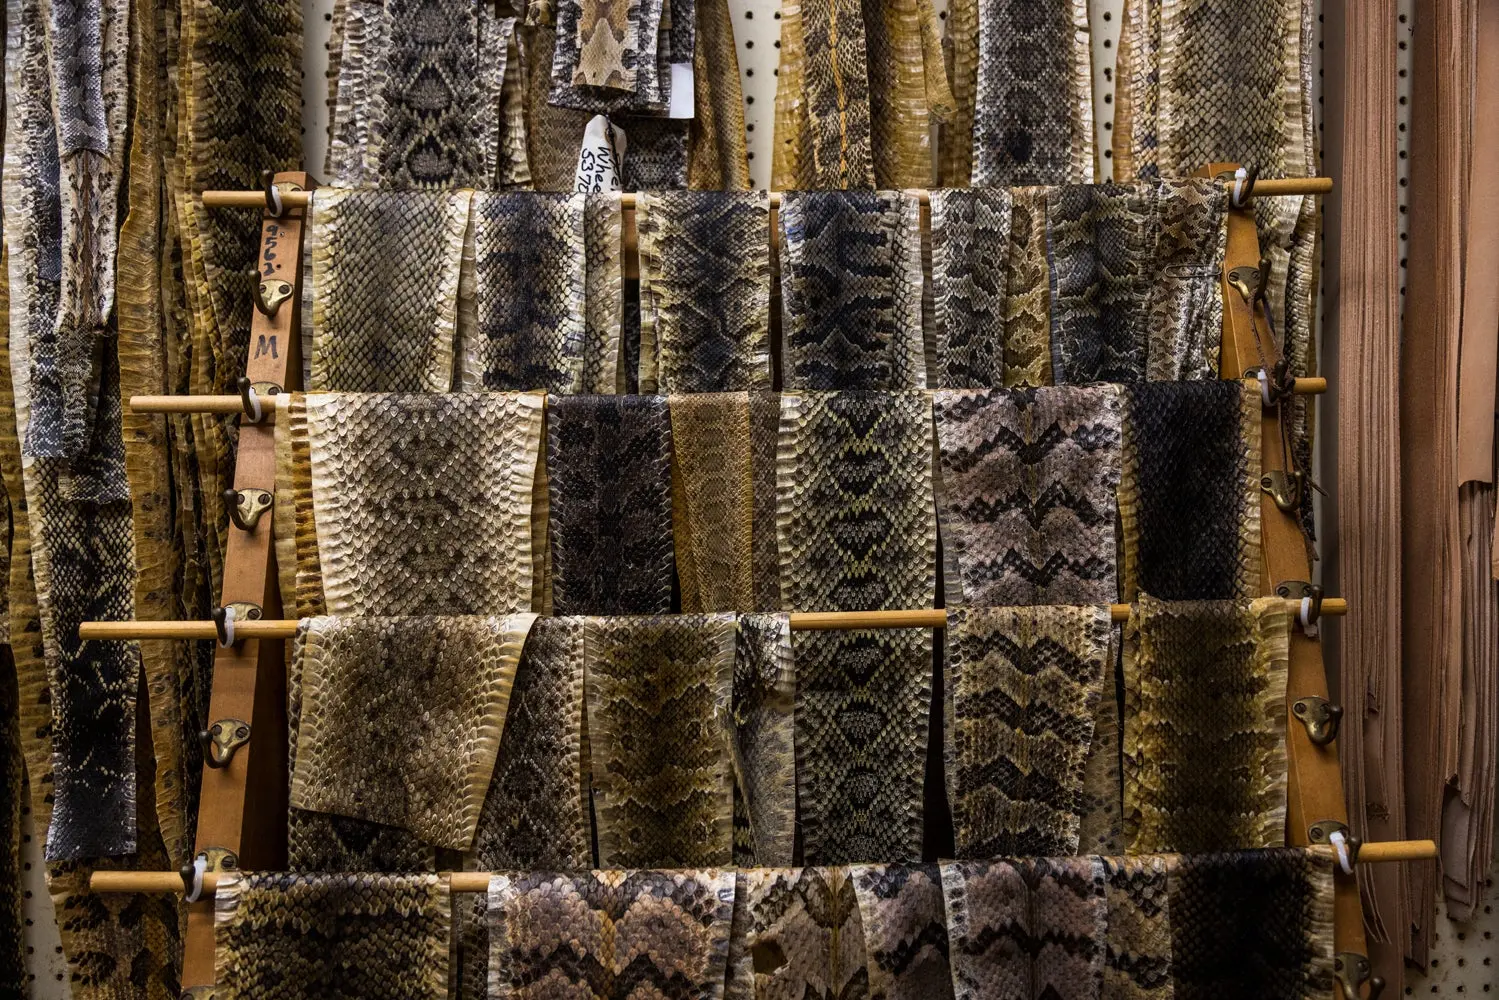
[85,838,1438,895]
[78,599,1348,640]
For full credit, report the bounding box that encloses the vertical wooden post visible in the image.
[179,170,310,989]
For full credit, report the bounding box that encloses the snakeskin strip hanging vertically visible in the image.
[928,188,1013,389]
[796,0,875,187]
[725,867,868,1000]
[546,395,675,614]
[637,192,772,393]
[215,873,452,1000]
[934,386,1123,607]
[1146,178,1229,381]
[849,863,953,1000]
[778,192,926,390]
[1121,381,1260,600]
[730,613,796,866]
[548,0,669,113]
[1001,186,1054,387]
[1123,596,1290,854]
[584,614,736,867]
[489,869,735,1000]
[944,606,1114,858]
[862,0,954,189]
[306,189,471,391]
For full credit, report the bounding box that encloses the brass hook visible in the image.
[223,488,273,532]
[199,719,250,769]
[236,377,280,423]
[1292,696,1343,746]
[1334,953,1383,1000]
[251,275,292,318]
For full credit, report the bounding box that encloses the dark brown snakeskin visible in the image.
[725,867,868,1000]
[731,613,797,867]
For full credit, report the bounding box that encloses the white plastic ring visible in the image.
[267,183,284,218]
[1257,367,1274,407]
[1300,596,1314,629]
[184,854,208,902]
[218,605,237,648]
[1233,167,1250,207]
[243,385,263,423]
[1328,830,1354,874]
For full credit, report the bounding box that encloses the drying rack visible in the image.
[79,167,1427,1000]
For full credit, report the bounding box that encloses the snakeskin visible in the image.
[731,614,797,867]
[489,869,736,999]
[637,192,772,393]
[779,192,926,390]
[1146,178,1228,381]
[574,0,642,90]
[944,605,1113,858]
[1121,381,1261,600]
[934,386,1123,607]
[584,614,736,867]
[849,863,953,1000]
[549,0,668,113]
[583,194,626,391]
[1100,855,1172,1000]
[929,188,1012,389]
[1002,187,1053,387]
[307,189,469,391]
[862,0,952,189]
[547,395,675,614]
[798,0,875,187]
[215,872,451,1000]
[687,0,753,189]
[725,867,868,1000]
[619,117,691,191]
[670,393,760,613]
[0,653,21,990]
[1123,596,1290,854]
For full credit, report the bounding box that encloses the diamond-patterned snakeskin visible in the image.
[1100,855,1172,1000]
[850,863,953,1000]
[1002,187,1053,387]
[929,188,1013,389]
[731,613,797,867]
[725,867,868,1000]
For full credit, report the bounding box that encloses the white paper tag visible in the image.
[668,62,695,119]
[574,114,625,192]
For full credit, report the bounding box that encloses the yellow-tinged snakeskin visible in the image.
[725,867,868,1000]
[940,0,979,186]
[216,872,452,1000]
[1112,0,1158,180]
[798,0,875,188]
[584,614,736,867]
[770,0,808,191]
[731,614,796,867]
[863,0,943,188]
[849,863,953,1000]
[1002,187,1052,387]
[687,0,752,189]
[1100,855,1172,1000]
[290,614,536,851]
[489,869,736,999]
[1123,595,1290,854]
[520,25,592,191]
[1078,627,1123,856]
[273,395,325,620]
[670,393,762,613]
[549,0,669,114]
[584,194,626,392]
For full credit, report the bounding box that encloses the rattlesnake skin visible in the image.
[928,189,1012,388]
[547,395,676,614]
[585,614,737,867]
[637,192,772,393]
[276,392,546,616]
[687,0,753,189]
[731,613,797,867]
[943,606,1113,858]
[779,192,926,390]
[572,0,644,90]
[306,189,470,391]
[1100,855,1173,1000]
[489,869,736,999]
[215,872,452,1000]
[972,0,1093,185]
[670,393,762,613]
[1123,596,1290,854]
[862,0,953,189]
[934,386,1123,607]
[1002,187,1053,387]
[798,0,875,187]
[583,195,626,391]
[1146,178,1228,381]
[549,0,669,114]
[725,867,868,1000]
[849,863,953,1000]
[290,615,535,851]
[1121,381,1260,600]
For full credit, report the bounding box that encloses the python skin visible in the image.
[1100,855,1173,1000]
[1146,178,1229,381]
[798,0,875,187]
[215,872,452,1000]
[489,869,735,999]
[972,0,1093,185]
[934,386,1123,607]
[731,614,797,866]
[725,867,868,1000]
[944,606,1114,858]
[942,856,1108,1000]
[637,192,772,393]
[290,614,536,851]
[779,192,927,390]
[1002,187,1053,387]
[547,395,675,614]
[584,614,736,867]
[928,188,1012,388]
[849,863,953,1000]
[275,392,546,616]
[307,189,469,391]
[1123,596,1290,854]
[1121,381,1260,600]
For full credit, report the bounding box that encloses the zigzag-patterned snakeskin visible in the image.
[215,872,452,1000]
[1123,596,1290,854]
[934,386,1123,607]
[1121,381,1260,600]
[944,606,1113,858]
[548,0,668,113]
[307,189,469,391]
[778,392,936,864]
[584,614,736,867]
[779,192,926,390]
[489,869,735,999]
[731,614,797,867]
[547,395,675,614]
[725,867,868,1000]
[573,0,643,90]
[929,189,1012,388]
[1100,855,1172,1000]
[849,863,953,1000]
[637,192,772,393]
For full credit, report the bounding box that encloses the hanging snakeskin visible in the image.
[862,0,953,189]
[731,614,796,866]
[1168,848,1336,1000]
[0,656,21,990]
[584,614,736,867]
[687,0,753,189]
[778,392,936,863]
[619,117,691,191]
[941,856,1108,1000]
[215,872,452,1000]
[798,0,875,187]
[637,192,772,393]
[1078,655,1124,856]
[1000,187,1053,387]
[306,189,469,392]
[971,0,1093,185]
[572,0,642,90]
[547,395,675,614]
[849,863,953,1000]
[583,195,626,390]
[1123,596,1290,854]
[290,615,535,851]
[779,192,926,390]
[274,392,546,616]
[489,869,736,999]
[928,189,1012,388]
[944,606,1113,858]
[519,25,593,191]
[770,0,808,190]
[933,386,1123,607]
[1100,855,1172,1000]
[549,0,668,113]
[1146,178,1229,381]
[724,867,868,1000]
[1121,381,1260,600]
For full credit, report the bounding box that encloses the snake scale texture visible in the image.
[928,189,1013,389]
[849,863,953,1000]
[725,866,869,1000]
[730,613,797,867]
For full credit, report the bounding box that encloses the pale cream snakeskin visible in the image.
[725,867,868,1000]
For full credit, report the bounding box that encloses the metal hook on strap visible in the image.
[224,488,273,532]
[1335,953,1384,1000]
[1292,696,1343,746]
[1309,820,1362,873]
[236,377,280,424]
[261,169,285,217]
[199,719,250,769]
[180,847,239,903]
[251,275,293,318]
[212,602,263,647]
